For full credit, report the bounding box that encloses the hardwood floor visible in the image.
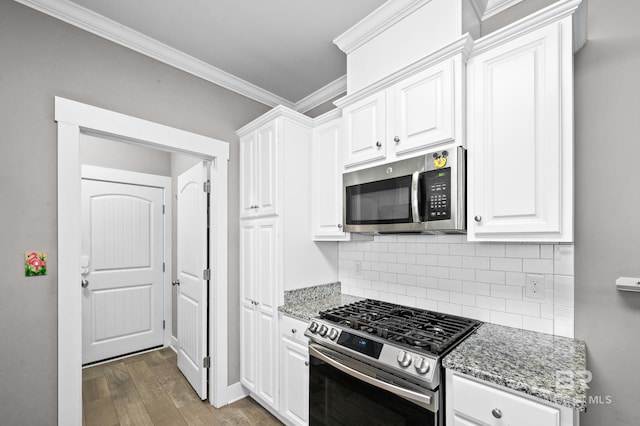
[82,348,282,426]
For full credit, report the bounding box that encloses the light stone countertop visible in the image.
[278,282,363,321]
[443,323,588,412]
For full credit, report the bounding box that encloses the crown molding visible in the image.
[294,75,346,114]
[333,0,431,54]
[14,0,297,109]
[471,0,586,55]
[312,108,343,127]
[236,105,314,137]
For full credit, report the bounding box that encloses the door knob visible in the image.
[81,279,89,288]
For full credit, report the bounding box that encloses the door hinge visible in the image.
[203,269,211,280]
[203,356,211,369]
[163,204,166,214]
[163,320,166,330]
[163,262,166,272]
[203,181,211,193]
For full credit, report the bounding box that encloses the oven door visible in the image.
[309,343,439,426]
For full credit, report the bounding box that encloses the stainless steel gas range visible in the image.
[305,299,481,425]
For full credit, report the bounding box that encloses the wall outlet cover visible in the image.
[525,273,545,299]
[25,251,47,276]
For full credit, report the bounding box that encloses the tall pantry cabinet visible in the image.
[237,106,338,413]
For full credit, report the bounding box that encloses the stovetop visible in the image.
[306,299,481,387]
[318,299,481,356]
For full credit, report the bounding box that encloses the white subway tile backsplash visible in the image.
[491,284,523,301]
[523,316,553,334]
[476,243,506,258]
[463,306,491,322]
[427,289,450,302]
[522,259,554,274]
[505,244,540,259]
[476,270,506,285]
[463,256,490,270]
[437,302,463,315]
[490,257,523,272]
[476,295,506,311]
[506,300,540,317]
[463,281,491,296]
[438,279,463,293]
[338,237,574,337]
[491,311,523,328]
[554,275,574,307]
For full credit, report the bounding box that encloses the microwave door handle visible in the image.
[309,343,435,411]
[411,171,420,223]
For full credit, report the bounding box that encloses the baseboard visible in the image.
[226,382,250,404]
[170,336,178,353]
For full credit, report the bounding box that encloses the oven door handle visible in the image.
[411,171,420,223]
[309,344,435,411]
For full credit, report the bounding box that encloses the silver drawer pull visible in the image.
[291,329,297,334]
[492,408,502,419]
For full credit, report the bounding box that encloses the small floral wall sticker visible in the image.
[25,251,47,276]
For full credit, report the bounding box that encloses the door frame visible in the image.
[81,165,173,352]
[56,97,229,426]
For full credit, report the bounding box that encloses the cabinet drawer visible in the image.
[452,374,560,426]
[280,314,309,346]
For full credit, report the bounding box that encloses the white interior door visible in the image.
[81,179,164,364]
[177,161,209,399]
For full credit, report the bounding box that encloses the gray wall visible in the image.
[0,1,269,423]
[485,1,640,424]
[80,133,172,176]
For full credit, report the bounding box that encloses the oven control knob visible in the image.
[328,328,339,340]
[318,325,328,337]
[414,357,430,375]
[308,322,319,333]
[397,351,412,368]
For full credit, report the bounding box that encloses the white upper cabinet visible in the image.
[337,38,470,171]
[342,91,387,167]
[466,9,583,242]
[311,112,350,241]
[240,121,278,219]
[393,58,456,156]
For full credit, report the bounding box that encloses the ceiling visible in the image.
[16,0,523,111]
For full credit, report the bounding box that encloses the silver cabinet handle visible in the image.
[474,215,482,222]
[305,361,309,366]
[292,329,297,334]
[172,279,180,286]
[376,141,382,148]
[337,224,342,229]
[492,408,502,419]
[394,136,400,143]
[81,279,89,288]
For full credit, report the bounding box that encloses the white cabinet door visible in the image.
[239,122,278,219]
[239,132,257,219]
[311,118,350,241]
[393,59,455,156]
[256,122,278,217]
[239,218,279,410]
[343,91,386,167]
[280,335,309,426]
[467,21,572,242]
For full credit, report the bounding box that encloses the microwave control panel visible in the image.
[422,168,451,221]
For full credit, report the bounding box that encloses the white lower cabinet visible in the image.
[279,315,309,426]
[446,370,577,426]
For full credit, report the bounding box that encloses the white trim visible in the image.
[15,0,294,110]
[294,75,347,114]
[80,165,173,351]
[226,382,250,404]
[312,108,343,127]
[333,0,430,54]
[56,97,230,426]
[171,335,179,353]
[236,105,314,137]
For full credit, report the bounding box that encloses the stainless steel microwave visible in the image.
[343,147,466,234]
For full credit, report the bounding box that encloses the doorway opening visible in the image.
[56,97,230,426]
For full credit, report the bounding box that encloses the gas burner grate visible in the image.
[319,299,480,355]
